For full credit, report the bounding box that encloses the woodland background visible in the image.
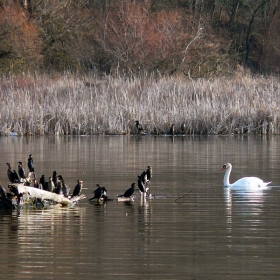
[1,0,280,77]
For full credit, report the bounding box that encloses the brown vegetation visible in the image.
[0,73,279,136]
[1,1,280,136]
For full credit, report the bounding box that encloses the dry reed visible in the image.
[0,73,279,135]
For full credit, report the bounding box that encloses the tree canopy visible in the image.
[1,0,280,77]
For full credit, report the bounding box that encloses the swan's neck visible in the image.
[223,166,232,187]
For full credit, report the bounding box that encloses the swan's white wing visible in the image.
[231,177,271,189]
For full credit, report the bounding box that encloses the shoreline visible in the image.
[1,73,279,136]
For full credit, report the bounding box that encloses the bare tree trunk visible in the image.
[245,1,269,63]
[229,1,240,29]
[22,0,31,13]
[23,0,29,10]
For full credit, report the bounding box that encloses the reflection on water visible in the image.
[223,185,280,279]
[1,136,280,279]
[224,187,267,238]
[224,187,266,216]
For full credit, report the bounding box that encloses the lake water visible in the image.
[1,135,280,279]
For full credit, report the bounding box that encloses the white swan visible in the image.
[222,163,271,189]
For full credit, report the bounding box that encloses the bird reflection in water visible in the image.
[224,187,266,241]
[137,195,152,254]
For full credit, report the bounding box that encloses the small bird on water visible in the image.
[135,120,143,132]
[135,120,147,135]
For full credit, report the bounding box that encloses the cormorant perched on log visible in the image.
[72,179,83,197]
[34,180,41,189]
[118,183,135,198]
[0,185,13,209]
[48,177,55,192]
[140,170,148,185]
[6,163,20,183]
[28,154,35,172]
[18,162,26,179]
[54,178,63,195]
[0,185,7,198]
[89,184,107,201]
[58,175,70,197]
[146,166,152,183]
[39,175,49,191]
[28,154,36,178]
[137,176,146,193]
[52,171,58,187]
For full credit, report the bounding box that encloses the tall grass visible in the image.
[0,72,279,135]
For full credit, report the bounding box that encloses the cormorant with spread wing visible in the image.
[118,183,135,198]
[137,176,146,193]
[89,184,108,201]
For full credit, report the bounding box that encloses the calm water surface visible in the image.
[1,135,280,279]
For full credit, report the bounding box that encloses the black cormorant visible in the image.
[140,170,148,185]
[137,176,146,193]
[118,183,135,198]
[48,177,55,192]
[27,154,35,172]
[89,184,107,201]
[52,171,58,187]
[135,120,143,132]
[146,166,152,182]
[39,175,49,191]
[18,162,26,179]
[54,179,63,195]
[0,185,13,209]
[34,180,40,189]
[6,163,20,183]
[0,185,7,198]
[27,154,36,178]
[58,175,70,197]
[72,179,83,197]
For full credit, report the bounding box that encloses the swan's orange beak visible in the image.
[222,165,226,170]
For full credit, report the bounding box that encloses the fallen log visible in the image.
[8,183,86,207]
[117,197,134,202]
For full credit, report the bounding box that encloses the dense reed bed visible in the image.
[1,73,280,135]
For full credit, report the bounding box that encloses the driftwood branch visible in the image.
[9,183,85,207]
[174,190,192,202]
